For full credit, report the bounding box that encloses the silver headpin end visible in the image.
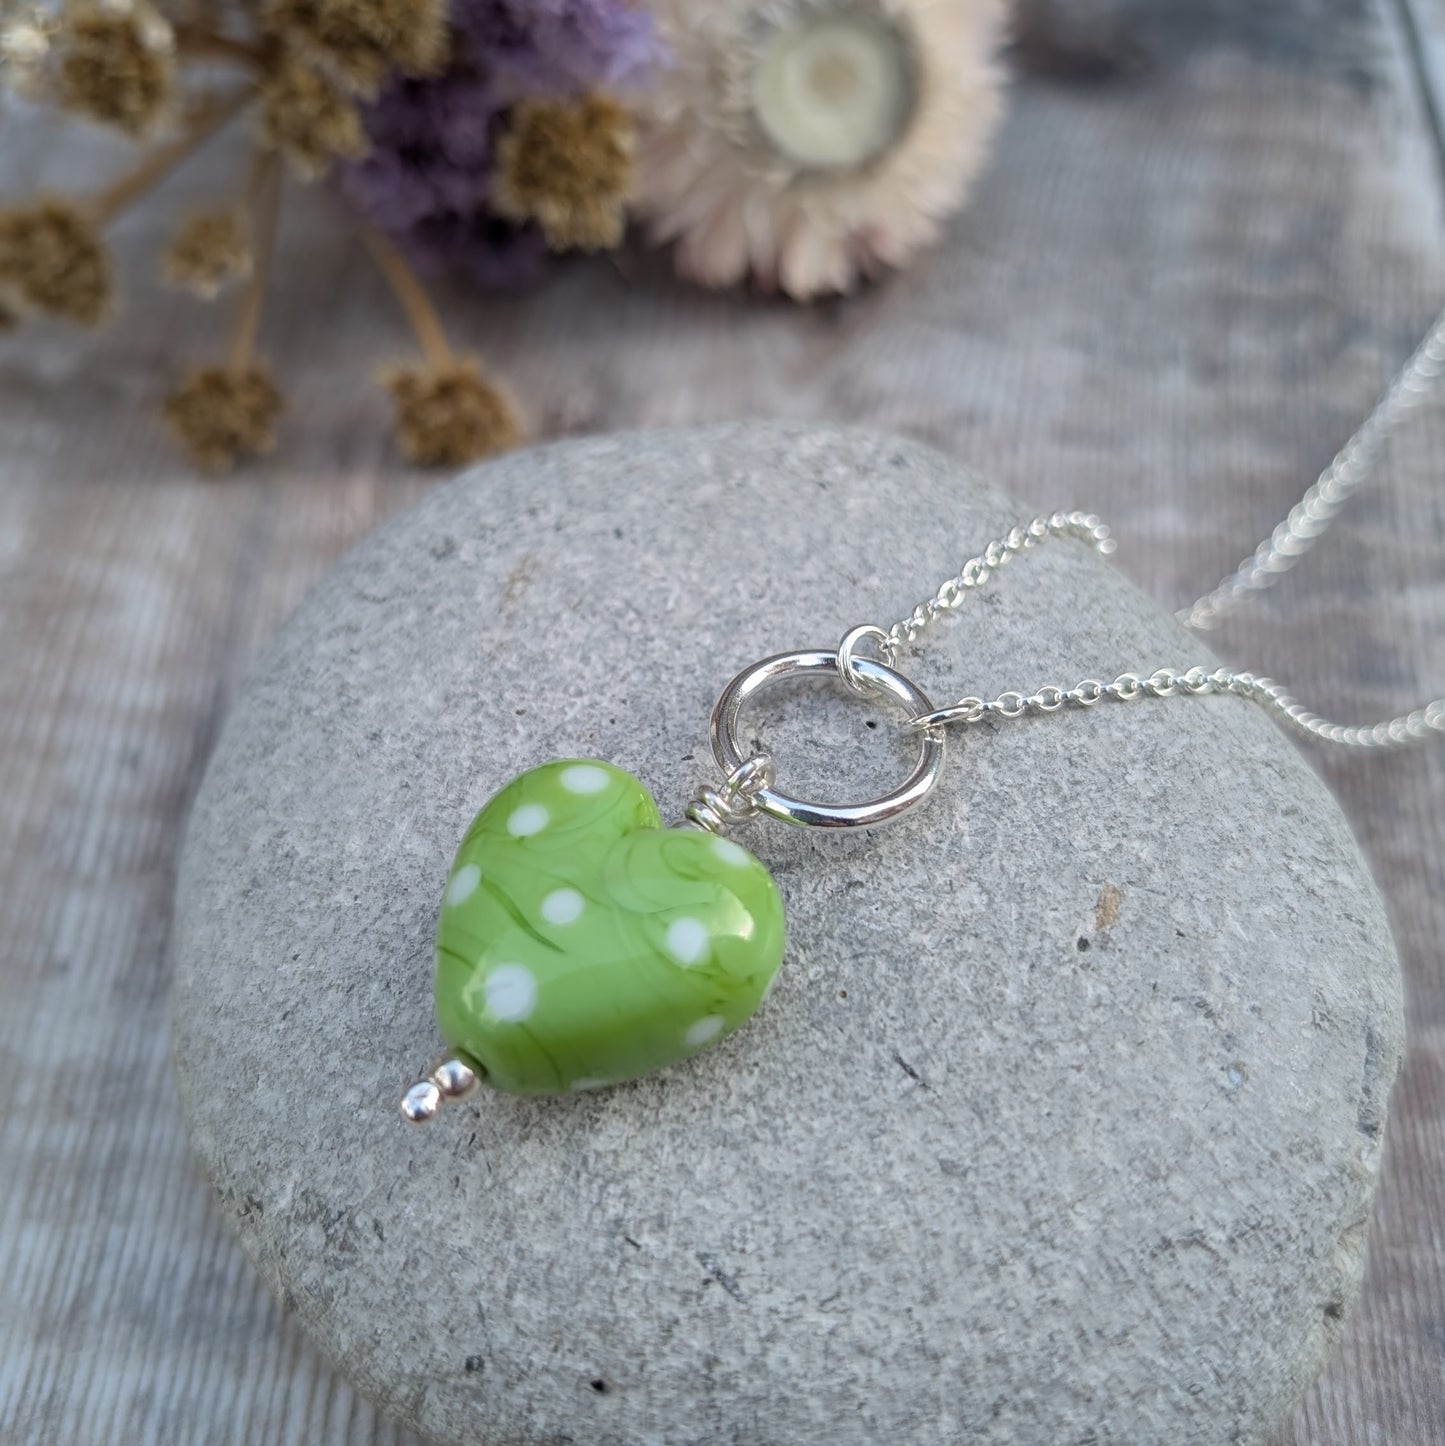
[400,1056,480,1123]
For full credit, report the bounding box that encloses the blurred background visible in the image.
[1,0,1443,1441]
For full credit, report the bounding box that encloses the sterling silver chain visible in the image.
[867,309,1445,754]
[405,311,1445,1122]
[694,308,1445,835]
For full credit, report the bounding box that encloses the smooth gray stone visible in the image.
[172,422,1403,1446]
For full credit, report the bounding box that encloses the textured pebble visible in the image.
[172,422,1403,1446]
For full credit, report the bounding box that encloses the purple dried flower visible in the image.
[339,75,498,235]
[339,0,662,289]
[455,0,665,99]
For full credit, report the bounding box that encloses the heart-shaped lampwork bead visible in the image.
[433,760,786,1094]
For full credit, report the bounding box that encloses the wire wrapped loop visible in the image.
[835,624,897,696]
[684,753,776,834]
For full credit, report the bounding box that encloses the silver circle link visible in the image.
[711,650,945,829]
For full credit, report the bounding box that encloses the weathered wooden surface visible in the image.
[1,0,1442,1441]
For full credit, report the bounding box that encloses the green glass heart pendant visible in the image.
[402,647,946,1120]
[430,760,786,1096]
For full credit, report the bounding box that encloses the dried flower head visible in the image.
[2,6,54,97]
[493,94,634,252]
[55,0,176,136]
[263,0,448,97]
[337,0,661,283]
[339,70,548,289]
[634,0,1008,299]
[260,55,368,176]
[164,365,284,471]
[0,196,112,324]
[163,206,252,297]
[455,0,664,98]
[385,359,521,466]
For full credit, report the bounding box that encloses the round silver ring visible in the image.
[709,650,946,830]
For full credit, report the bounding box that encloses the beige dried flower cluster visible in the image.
[57,0,176,136]
[164,364,284,472]
[1,6,55,99]
[386,361,522,468]
[263,0,447,98]
[258,54,368,177]
[257,0,445,178]
[163,205,251,298]
[1,0,178,132]
[0,195,112,323]
[494,95,636,253]
[0,0,525,473]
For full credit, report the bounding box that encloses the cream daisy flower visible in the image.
[634,0,1009,300]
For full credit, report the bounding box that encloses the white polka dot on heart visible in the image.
[685,1015,725,1048]
[710,837,750,868]
[445,862,481,906]
[507,803,549,837]
[560,764,610,795]
[484,963,538,1022]
[541,888,584,925]
[665,917,709,966]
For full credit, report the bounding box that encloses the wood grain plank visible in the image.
[2,0,1444,1440]
[0,127,426,1446]
[1401,0,1445,188]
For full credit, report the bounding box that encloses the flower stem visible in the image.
[227,150,281,371]
[363,226,454,368]
[91,88,254,226]
[172,27,269,69]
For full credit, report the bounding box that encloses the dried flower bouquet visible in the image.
[0,0,660,470]
[0,0,1009,472]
